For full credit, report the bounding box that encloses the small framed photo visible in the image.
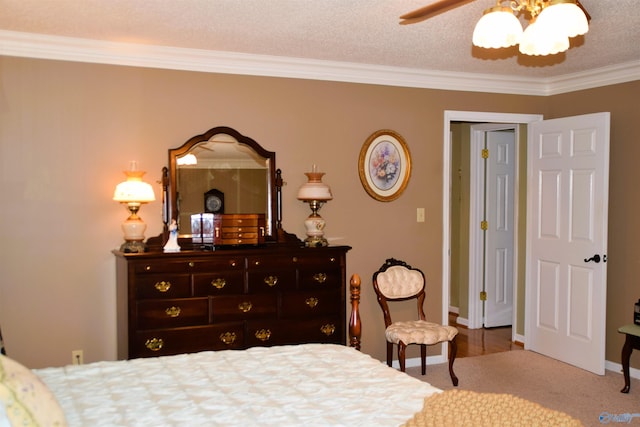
[358,129,411,202]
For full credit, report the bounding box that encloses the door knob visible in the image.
[584,254,600,263]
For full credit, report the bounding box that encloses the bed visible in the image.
[1,275,444,427]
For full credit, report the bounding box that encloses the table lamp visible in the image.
[113,161,156,253]
[297,165,333,247]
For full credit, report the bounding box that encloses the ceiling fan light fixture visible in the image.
[518,19,570,56]
[537,0,589,38]
[472,6,523,49]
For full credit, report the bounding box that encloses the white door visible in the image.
[484,128,516,327]
[525,112,610,375]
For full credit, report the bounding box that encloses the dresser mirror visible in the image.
[166,126,277,243]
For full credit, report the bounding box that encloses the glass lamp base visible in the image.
[120,240,147,253]
[304,236,328,247]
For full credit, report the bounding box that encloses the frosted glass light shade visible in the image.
[519,20,569,56]
[472,6,523,49]
[537,0,589,38]
[113,179,156,202]
[297,172,333,201]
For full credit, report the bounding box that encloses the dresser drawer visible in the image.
[247,269,296,292]
[275,317,343,345]
[246,254,299,270]
[134,257,243,274]
[298,267,342,289]
[133,323,244,357]
[280,289,341,318]
[210,294,277,321]
[136,275,191,299]
[136,298,209,329]
[193,270,244,295]
[245,320,283,347]
[296,252,343,268]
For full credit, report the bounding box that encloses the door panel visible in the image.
[484,129,515,327]
[526,112,609,375]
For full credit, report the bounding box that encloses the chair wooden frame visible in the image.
[373,258,458,386]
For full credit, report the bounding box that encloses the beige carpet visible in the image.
[406,350,640,427]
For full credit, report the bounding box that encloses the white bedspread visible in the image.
[35,344,440,427]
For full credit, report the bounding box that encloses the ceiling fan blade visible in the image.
[400,0,474,21]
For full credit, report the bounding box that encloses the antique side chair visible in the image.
[372,258,458,386]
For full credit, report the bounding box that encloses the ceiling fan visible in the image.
[400,0,590,23]
[400,0,475,22]
[400,0,591,56]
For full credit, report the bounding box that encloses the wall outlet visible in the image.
[416,208,425,223]
[71,350,83,365]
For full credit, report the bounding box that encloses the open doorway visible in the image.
[442,111,542,347]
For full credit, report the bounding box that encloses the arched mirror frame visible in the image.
[167,126,278,244]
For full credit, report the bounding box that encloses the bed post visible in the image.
[349,274,362,350]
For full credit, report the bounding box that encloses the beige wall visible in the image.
[0,56,637,372]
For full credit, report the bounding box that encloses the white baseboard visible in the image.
[448,306,459,315]
[605,360,640,381]
[455,317,469,327]
[391,354,446,370]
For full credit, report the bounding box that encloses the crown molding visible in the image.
[1,30,638,96]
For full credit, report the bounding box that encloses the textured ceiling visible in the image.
[0,0,639,79]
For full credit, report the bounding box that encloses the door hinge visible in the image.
[480,220,488,231]
[480,291,487,301]
[482,148,489,159]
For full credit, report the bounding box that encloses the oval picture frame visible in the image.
[358,129,411,202]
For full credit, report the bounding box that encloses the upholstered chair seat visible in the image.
[386,320,458,346]
[373,258,459,386]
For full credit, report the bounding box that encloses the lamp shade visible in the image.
[519,19,569,56]
[472,6,523,49]
[297,172,333,201]
[113,171,156,203]
[537,0,589,38]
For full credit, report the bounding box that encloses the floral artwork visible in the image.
[358,130,411,202]
[369,141,401,191]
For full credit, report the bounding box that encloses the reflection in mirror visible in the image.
[168,127,276,242]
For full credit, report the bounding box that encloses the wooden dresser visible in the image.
[114,245,351,359]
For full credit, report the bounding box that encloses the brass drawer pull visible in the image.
[313,273,327,284]
[255,329,272,342]
[165,306,181,317]
[305,297,319,308]
[264,275,278,287]
[188,262,195,267]
[145,338,164,351]
[238,301,253,312]
[320,324,336,336]
[154,281,171,292]
[211,278,227,289]
[219,332,236,345]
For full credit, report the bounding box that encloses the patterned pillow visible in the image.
[0,354,67,426]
